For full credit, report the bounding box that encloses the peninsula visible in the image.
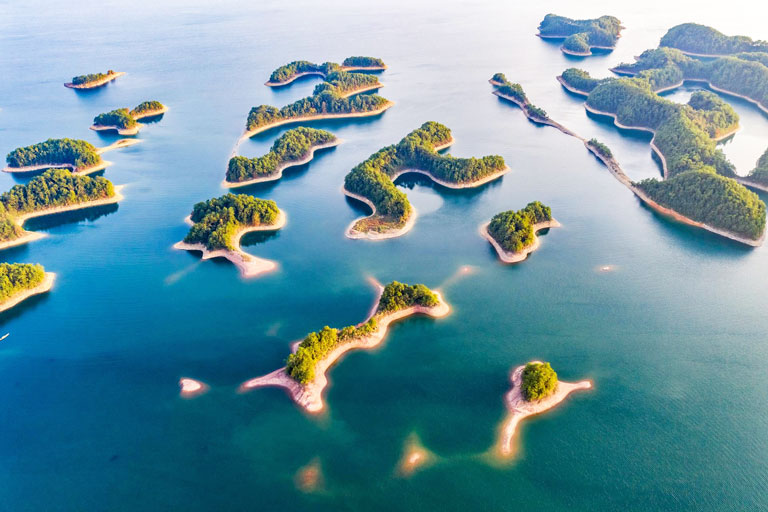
[64,70,124,89]
[481,202,560,263]
[0,264,55,314]
[265,56,386,86]
[344,121,508,239]
[91,101,167,135]
[660,23,768,57]
[225,127,339,187]
[496,361,591,457]
[3,137,137,175]
[537,14,623,56]
[0,169,121,251]
[239,281,450,413]
[738,148,768,192]
[173,193,285,278]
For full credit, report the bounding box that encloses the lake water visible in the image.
[1,1,767,510]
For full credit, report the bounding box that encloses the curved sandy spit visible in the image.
[480,219,561,264]
[173,210,286,278]
[64,71,124,89]
[223,139,342,189]
[0,272,56,314]
[497,361,592,457]
[264,65,387,87]
[239,290,450,413]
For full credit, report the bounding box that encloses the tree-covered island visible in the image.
[537,14,623,56]
[64,70,124,89]
[91,101,167,135]
[0,263,56,314]
[4,138,105,174]
[266,56,386,86]
[343,121,507,239]
[482,202,560,263]
[660,23,768,57]
[226,127,339,187]
[739,148,768,192]
[239,280,450,412]
[174,193,285,278]
[521,362,558,401]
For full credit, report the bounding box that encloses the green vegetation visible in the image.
[130,101,165,117]
[559,68,613,94]
[71,70,116,86]
[521,362,558,401]
[588,138,613,158]
[538,14,622,53]
[490,74,549,120]
[344,121,505,233]
[285,281,438,384]
[487,202,553,253]
[0,263,45,303]
[660,23,768,56]
[747,148,768,186]
[6,138,101,170]
[268,56,386,83]
[342,56,385,68]
[93,108,136,129]
[637,168,765,239]
[227,127,336,183]
[183,194,280,251]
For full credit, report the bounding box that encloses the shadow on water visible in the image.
[0,291,52,324]
[243,111,392,143]
[22,203,119,232]
[137,113,165,124]
[394,171,504,199]
[240,229,280,248]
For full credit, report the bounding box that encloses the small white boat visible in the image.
[0,333,8,341]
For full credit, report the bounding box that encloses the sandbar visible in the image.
[64,71,125,89]
[179,377,209,398]
[0,272,56,314]
[480,219,561,263]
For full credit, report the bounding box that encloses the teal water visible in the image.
[1,1,768,510]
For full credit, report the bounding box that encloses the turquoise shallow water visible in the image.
[1,1,768,510]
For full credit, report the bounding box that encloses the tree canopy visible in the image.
[660,23,768,56]
[538,14,622,53]
[6,138,101,170]
[748,148,768,186]
[521,362,558,401]
[0,263,45,303]
[93,108,136,129]
[71,70,116,85]
[487,202,553,253]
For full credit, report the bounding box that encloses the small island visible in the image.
[3,137,138,175]
[91,101,167,135]
[173,193,285,278]
[179,378,208,398]
[537,14,623,56]
[64,70,124,89]
[481,202,560,263]
[265,56,386,86]
[239,281,450,413]
[660,23,768,57]
[225,127,339,187]
[496,361,591,457]
[0,169,122,251]
[0,263,56,314]
[344,121,508,239]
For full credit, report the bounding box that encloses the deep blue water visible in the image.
[1,1,767,510]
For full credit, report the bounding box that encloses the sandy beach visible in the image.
[343,186,418,240]
[480,219,561,264]
[131,105,168,120]
[0,272,56,314]
[179,377,209,398]
[496,361,592,457]
[239,289,450,413]
[91,124,140,136]
[64,71,124,89]
[223,139,342,188]
[173,210,286,278]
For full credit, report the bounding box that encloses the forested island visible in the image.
[265,56,386,86]
[558,65,766,244]
[0,263,55,314]
[239,280,450,413]
[91,101,167,135]
[496,361,591,457]
[225,127,339,187]
[0,169,120,250]
[481,202,560,263]
[537,14,623,56]
[4,138,105,174]
[173,193,285,278]
[64,70,124,89]
[660,23,768,57]
[343,121,507,239]
[739,148,768,192]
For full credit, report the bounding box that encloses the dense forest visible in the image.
[490,74,549,120]
[285,281,438,384]
[748,148,768,186]
[227,127,336,183]
[588,138,613,158]
[560,68,614,94]
[660,23,768,56]
[538,14,622,53]
[71,70,116,85]
[6,138,101,169]
[344,121,506,233]
[130,101,165,116]
[93,108,137,129]
[342,56,385,68]
[487,202,553,253]
[0,263,45,303]
[183,194,280,251]
[268,56,385,83]
[637,168,765,240]
[521,362,558,401]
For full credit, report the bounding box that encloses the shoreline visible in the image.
[493,89,583,139]
[64,71,124,89]
[555,75,590,97]
[0,272,56,314]
[91,124,140,136]
[223,139,342,188]
[480,219,561,264]
[173,210,286,278]
[131,106,168,120]
[3,139,140,175]
[736,177,768,193]
[496,361,592,457]
[342,186,418,240]
[239,289,450,413]
[536,33,617,56]
[264,65,387,87]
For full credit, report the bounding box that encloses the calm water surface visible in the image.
[1,1,767,510]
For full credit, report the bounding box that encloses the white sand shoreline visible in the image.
[173,210,286,278]
[90,106,167,135]
[0,272,56,314]
[480,219,561,264]
[264,65,387,87]
[342,186,418,240]
[3,139,140,175]
[64,71,124,89]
